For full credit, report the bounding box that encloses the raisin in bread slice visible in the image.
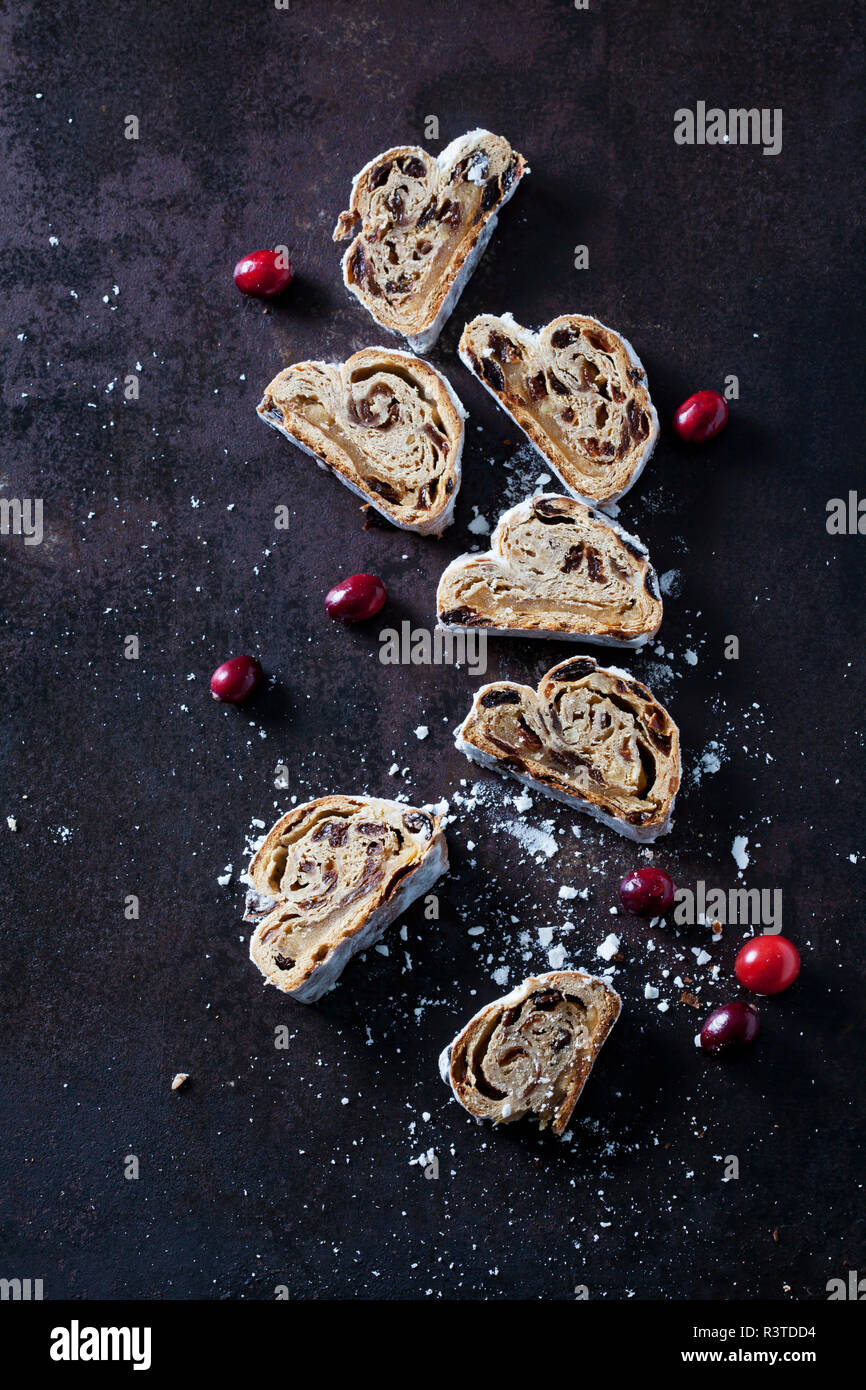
[437,493,662,647]
[455,655,680,841]
[333,131,528,353]
[257,348,466,534]
[459,313,659,505]
[244,796,448,1002]
[440,971,621,1135]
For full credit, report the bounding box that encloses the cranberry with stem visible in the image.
[210,655,263,704]
[325,574,387,623]
[619,867,676,917]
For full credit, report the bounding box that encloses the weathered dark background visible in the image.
[1,0,863,1301]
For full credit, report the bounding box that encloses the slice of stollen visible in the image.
[257,348,466,534]
[333,130,528,353]
[437,493,662,647]
[440,971,621,1135]
[455,655,681,842]
[459,312,659,505]
[244,796,448,1002]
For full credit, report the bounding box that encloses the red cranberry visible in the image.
[699,1001,760,1055]
[735,935,800,995]
[210,655,263,704]
[324,573,387,623]
[619,866,676,917]
[233,249,294,299]
[673,389,729,443]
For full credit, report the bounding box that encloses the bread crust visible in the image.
[257,348,466,535]
[437,493,662,646]
[334,131,528,351]
[245,796,448,1002]
[455,656,681,842]
[441,970,621,1135]
[459,312,659,505]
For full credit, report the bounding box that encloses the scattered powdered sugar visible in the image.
[731,835,750,871]
[639,660,676,691]
[242,818,268,866]
[690,739,726,785]
[493,442,552,507]
[409,1147,437,1170]
[503,819,559,860]
[596,933,620,962]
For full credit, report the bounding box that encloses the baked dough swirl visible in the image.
[245,796,448,1002]
[334,130,528,352]
[258,348,465,534]
[441,971,621,1135]
[459,312,659,505]
[455,656,681,841]
[437,493,662,646]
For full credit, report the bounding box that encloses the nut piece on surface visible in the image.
[171,1073,189,1091]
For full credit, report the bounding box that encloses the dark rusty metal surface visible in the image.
[1,0,864,1300]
